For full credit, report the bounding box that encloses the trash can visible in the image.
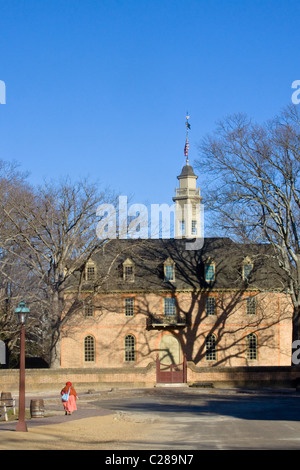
[30,399,45,418]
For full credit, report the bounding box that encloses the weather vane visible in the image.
[184,113,191,164]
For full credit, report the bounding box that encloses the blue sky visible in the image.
[0,0,299,213]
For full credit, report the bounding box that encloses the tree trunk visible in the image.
[48,288,64,368]
[49,332,61,368]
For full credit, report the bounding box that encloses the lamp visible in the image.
[15,301,30,325]
[14,301,30,432]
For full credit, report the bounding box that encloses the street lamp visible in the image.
[15,301,30,432]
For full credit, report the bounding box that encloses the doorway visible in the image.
[156,334,186,383]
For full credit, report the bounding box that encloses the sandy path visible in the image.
[0,413,159,450]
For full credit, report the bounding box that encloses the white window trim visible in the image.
[163,257,175,282]
[123,258,135,282]
[242,257,253,281]
[205,260,215,282]
[85,260,96,281]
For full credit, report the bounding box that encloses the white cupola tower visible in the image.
[173,115,202,239]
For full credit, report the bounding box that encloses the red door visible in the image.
[156,354,187,383]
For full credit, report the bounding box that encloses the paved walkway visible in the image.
[0,391,114,431]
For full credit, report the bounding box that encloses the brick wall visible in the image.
[0,363,157,393]
[1,363,300,394]
[61,291,293,369]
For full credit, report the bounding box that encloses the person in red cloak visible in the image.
[61,381,78,415]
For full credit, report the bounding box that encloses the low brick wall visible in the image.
[187,363,300,388]
[0,362,157,394]
[1,363,300,394]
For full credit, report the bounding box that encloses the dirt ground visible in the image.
[0,413,159,450]
[3,387,300,451]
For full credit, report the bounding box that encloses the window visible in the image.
[205,263,215,282]
[84,301,94,317]
[165,265,174,281]
[164,257,175,281]
[124,334,136,362]
[205,297,216,316]
[180,221,185,236]
[85,261,96,281]
[205,334,217,361]
[246,333,257,360]
[246,296,256,315]
[191,220,197,235]
[84,335,95,362]
[243,264,252,280]
[124,266,133,281]
[123,259,135,282]
[86,266,95,280]
[164,297,176,316]
[243,257,253,281]
[124,297,134,316]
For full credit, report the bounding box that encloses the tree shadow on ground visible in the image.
[94,389,300,422]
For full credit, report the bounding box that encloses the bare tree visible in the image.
[1,175,118,367]
[195,104,300,348]
[0,161,42,366]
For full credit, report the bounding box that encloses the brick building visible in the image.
[60,153,293,374]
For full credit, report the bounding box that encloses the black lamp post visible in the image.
[15,301,30,432]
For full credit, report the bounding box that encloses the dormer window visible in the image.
[123,258,135,282]
[85,260,96,281]
[242,257,253,281]
[205,261,215,282]
[164,257,175,282]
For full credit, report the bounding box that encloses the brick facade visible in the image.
[60,287,292,370]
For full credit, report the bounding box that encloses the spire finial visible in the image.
[184,113,191,164]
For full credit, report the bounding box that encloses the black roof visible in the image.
[84,237,285,293]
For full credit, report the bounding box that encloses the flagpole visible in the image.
[184,114,190,164]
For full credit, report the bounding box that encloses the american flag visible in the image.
[184,137,189,157]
